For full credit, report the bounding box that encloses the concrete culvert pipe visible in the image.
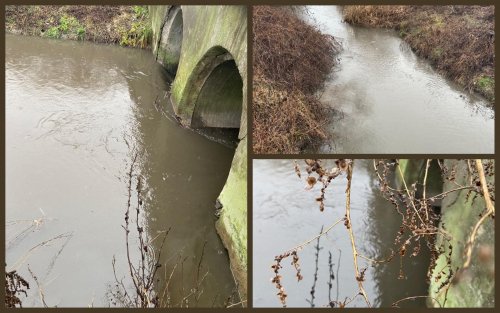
[191,57,243,128]
[158,6,183,75]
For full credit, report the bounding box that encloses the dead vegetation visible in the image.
[253,6,340,154]
[343,5,495,102]
[270,159,494,307]
[5,5,152,48]
[5,270,30,308]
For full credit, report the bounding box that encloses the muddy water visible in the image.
[305,6,494,154]
[6,34,237,307]
[253,160,432,308]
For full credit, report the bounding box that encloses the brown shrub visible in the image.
[253,6,340,153]
[253,70,328,154]
[343,5,495,101]
[253,6,339,94]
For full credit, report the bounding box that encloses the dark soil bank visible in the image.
[343,5,495,102]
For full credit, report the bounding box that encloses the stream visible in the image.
[253,159,433,308]
[305,6,494,154]
[6,34,237,307]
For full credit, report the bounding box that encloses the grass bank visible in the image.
[343,5,495,102]
[5,5,152,48]
[253,6,339,154]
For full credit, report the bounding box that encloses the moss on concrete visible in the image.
[169,6,247,139]
[429,160,494,307]
[149,6,170,55]
[216,136,247,301]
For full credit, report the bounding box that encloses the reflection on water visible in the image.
[6,34,236,307]
[253,160,430,307]
[304,6,494,154]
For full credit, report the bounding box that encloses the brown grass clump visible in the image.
[253,6,340,154]
[343,5,495,102]
[253,70,329,153]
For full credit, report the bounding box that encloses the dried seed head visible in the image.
[305,176,317,190]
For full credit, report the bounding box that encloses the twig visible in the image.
[8,232,74,272]
[422,159,431,221]
[336,250,341,302]
[306,226,323,307]
[397,164,425,225]
[475,159,495,214]
[392,295,442,308]
[27,266,48,308]
[462,160,495,269]
[280,217,344,256]
[225,299,247,308]
[344,161,371,307]
[196,241,208,287]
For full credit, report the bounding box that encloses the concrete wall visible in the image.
[398,159,495,307]
[149,5,247,301]
[428,160,494,307]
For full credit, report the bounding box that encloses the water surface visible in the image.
[253,160,431,307]
[6,34,237,307]
[306,6,494,154]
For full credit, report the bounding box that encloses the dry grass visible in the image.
[253,6,340,154]
[253,70,329,153]
[343,5,495,102]
[5,5,151,48]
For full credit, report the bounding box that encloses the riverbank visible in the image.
[253,6,340,154]
[343,5,495,102]
[5,5,151,48]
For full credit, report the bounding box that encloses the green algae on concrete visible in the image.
[171,6,247,138]
[148,5,247,137]
[216,136,248,301]
[428,160,494,307]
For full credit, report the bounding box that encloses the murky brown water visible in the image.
[305,6,494,154]
[253,160,434,308]
[6,34,237,307]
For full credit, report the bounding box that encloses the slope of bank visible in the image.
[253,6,340,154]
[343,5,495,102]
[5,5,151,48]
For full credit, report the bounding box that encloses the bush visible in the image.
[253,6,340,153]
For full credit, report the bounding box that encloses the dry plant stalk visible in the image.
[110,152,212,308]
[344,161,371,307]
[462,160,495,269]
[110,152,170,308]
[270,159,494,308]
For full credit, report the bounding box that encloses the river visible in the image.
[253,159,433,308]
[304,6,494,154]
[6,34,237,307]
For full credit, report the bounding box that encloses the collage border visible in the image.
[1,0,497,310]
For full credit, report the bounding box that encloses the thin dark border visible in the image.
[1,0,498,311]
